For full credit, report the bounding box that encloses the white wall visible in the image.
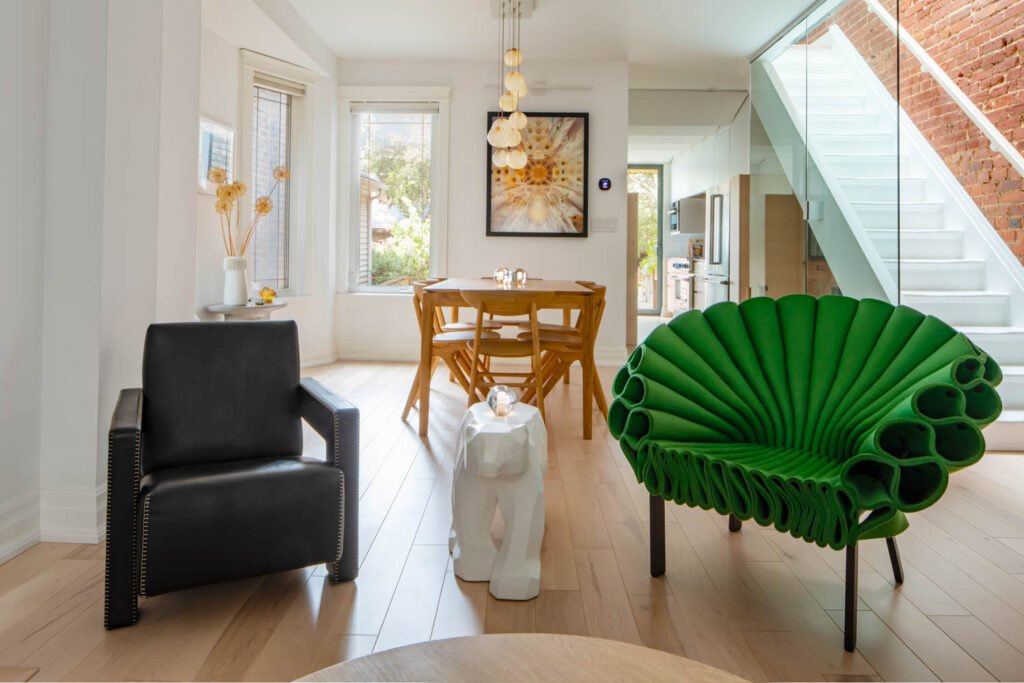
[34,0,202,544]
[0,0,47,563]
[197,17,338,366]
[334,59,630,364]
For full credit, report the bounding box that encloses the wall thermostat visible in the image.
[598,178,611,191]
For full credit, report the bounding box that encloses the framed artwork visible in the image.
[198,117,235,194]
[486,111,588,237]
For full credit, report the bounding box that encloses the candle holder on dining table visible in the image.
[492,267,528,288]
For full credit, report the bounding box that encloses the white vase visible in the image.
[223,257,248,306]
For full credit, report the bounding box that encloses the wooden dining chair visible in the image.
[460,290,557,420]
[401,280,500,421]
[514,280,593,385]
[518,282,609,420]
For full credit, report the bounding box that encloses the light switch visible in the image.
[591,218,617,233]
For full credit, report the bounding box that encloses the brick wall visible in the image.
[806,258,841,296]
[810,0,1024,262]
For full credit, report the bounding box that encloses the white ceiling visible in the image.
[289,0,812,76]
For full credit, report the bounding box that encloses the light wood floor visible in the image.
[2,361,1024,682]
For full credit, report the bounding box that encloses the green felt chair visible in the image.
[608,294,1002,651]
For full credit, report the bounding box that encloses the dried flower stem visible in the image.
[239,177,282,256]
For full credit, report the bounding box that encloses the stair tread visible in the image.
[884,258,984,264]
[902,290,1008,297]
[867,228,961,234]
[851,200,943,207]
[957,326,1024,334]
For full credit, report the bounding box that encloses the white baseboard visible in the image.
[301,345,337,368]
[0,491,41,565]
[40,487,106,543]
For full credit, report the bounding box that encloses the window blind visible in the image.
[254,72,306,98]
[349,101,440,114]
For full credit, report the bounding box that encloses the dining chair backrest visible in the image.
[412,279,446,335]
[459,290,558,318]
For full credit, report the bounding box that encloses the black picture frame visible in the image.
[486,111,589,237]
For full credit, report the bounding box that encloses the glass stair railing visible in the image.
[750,0,1024,448]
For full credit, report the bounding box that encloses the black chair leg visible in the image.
[650,495,666,577]
[886,536,905,584]
[728,514,742,532]
[845,543,858,652]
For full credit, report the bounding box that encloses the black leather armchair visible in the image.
[104,321,358,629]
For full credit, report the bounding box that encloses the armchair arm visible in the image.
[841,351,1002,542]
[299,377,359,583]
[105,388,142,629]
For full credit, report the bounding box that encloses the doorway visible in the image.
[628,165,663,315]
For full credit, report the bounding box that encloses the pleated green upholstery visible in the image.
[609,295,1002,548]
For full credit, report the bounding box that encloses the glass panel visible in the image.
[357,112,434,287]
[750,0,901,303]
[251,86,291,291]
[750,17,808,299]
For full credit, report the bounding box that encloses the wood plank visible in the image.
[627,594,691,657]
[318,477,435,636]
[538,479,579,591]
[857,539,969,617]
[669,505,784,632]
[0,666,36,682]
[16,597,106,682]
[744,630,825,682]
[193,569,319,681]
[930,614,1024,681]
[574,549,643,645]
[854,570,994,681]
[605,518,671,595]
[483,595,535,634]
[374,544,449,652]
[825,609,937,682]
[0,559,102,664]
[66,576,262,681]
[747,560,876,677]
[557,451,611,549]
[431,571,487,641]
[661,521,769,682]
[534,590,588,636]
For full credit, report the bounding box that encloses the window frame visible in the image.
[338,86,451,294]
[239,50,317,297]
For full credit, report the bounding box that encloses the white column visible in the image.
[38,0,202,542]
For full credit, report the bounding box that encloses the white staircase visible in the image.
[764,28,1024,449]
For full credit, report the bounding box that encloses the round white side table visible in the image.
[449,402,548,600]
[206,301,287,321]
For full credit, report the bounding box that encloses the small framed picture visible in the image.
[198,117,234,194]
[689,239,705,260]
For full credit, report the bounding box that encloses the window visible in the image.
[239,50,315,296]
[354,107,437,287]
[251,84,293,291]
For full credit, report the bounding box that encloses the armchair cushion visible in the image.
[137,455,342,596]
[141,321,302,473]
[609,295,1002,548]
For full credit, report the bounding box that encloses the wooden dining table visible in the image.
[418,278,600,439]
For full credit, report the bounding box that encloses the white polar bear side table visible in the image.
[449,402,547,600]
